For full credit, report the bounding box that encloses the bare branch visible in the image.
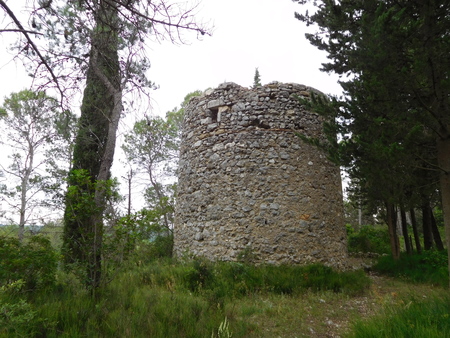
[0,0,65,103]
[0,28,44,35]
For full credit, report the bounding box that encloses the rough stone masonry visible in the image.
[173,82,348,268]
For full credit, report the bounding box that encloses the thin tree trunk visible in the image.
[400,204,412,254]
[422,202,434,250]
[386,202,400,259]
[148,169,171,232]
[410,208,422,254]
[18,144,34,243]
[18,181,27,242]
[127,169,133,217]
[430,208,444,251]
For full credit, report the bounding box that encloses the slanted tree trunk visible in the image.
[63,1,121,290]
[400,204,412,255]
[430,208,445,251]
[410,208,422,254]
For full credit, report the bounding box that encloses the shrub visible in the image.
[0,280,56,336]
[0,235,58,291]
[347,225,391,254]
[176,260,370,298]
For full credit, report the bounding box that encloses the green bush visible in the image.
[0,235,58,291]
[347,225,391,254]
[175,260,370,298]
[0,297,55,336]
[373,250,449,286]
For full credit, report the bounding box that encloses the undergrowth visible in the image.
[2,234,449,337]
[0,255,370,337]
[373,249,449,287]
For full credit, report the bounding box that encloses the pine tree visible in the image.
[0,0,210,290]
[253,67,262,88]
[294,0,450,268]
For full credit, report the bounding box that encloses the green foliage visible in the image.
[0,90,75,234]
[147,234,173,259]
[347,224,391,254]
[104,208,174,266]
[62,169,120,288]
[17,261,244,338]
[349,294,450,338]
[293,0,450,263]
[0,254,371,337]
[0,236,58,291]
[373,250,449,287]
[122,115,180,230]
[123,91,202,233]
[166,89,203,133]
[253,67,261,88]
[176,260,370,299]
[64,169,100,228]
[236,246,258,264]
[0,293,56,337]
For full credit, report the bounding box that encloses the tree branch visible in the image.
[0,0,64,103]
[0,28,43,35]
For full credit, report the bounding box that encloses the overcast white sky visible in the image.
[0,0,342,117]
[147,0,342,115]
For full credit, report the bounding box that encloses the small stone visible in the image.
[207,99,225,108]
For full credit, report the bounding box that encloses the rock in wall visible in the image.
[174,82,347,268]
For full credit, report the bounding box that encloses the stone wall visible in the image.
[173,82,348,268]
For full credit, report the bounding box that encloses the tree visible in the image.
[253,67,262,88]
[122,91,202,231]
[1,0,210,289]
[122,116,179,231]
[294,0,450,270]
[0,90,75,242]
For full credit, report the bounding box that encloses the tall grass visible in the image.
[373,250,449,287]
[0,256,370,337]
[348,294,450,338]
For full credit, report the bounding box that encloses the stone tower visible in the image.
[173,82,347,268]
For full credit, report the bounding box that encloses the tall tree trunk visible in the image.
[437,133,450,287]
[18,144,34,243]
[18,177,27,242]
[386,202,400,259]
[410,208,422,254]
[400,204,412,254]
[63,2,120,290]
[430,208,444,251]
[422,202,434,250]
[127,169,133,217]
[149,169,171,232]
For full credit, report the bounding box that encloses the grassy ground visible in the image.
[235,272,447,337]
[1,251,449,337]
